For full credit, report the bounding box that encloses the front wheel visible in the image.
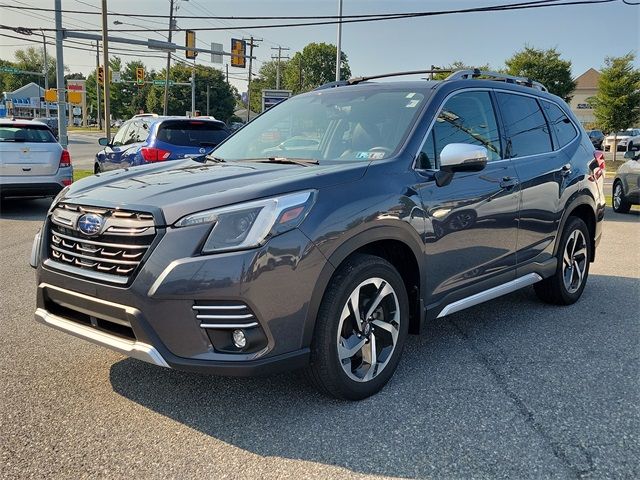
[307,254,409,400]
[534,217,591,305]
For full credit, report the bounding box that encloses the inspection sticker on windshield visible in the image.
[406,99,420,108]
[406,92,416,98]
[356,151,386,160]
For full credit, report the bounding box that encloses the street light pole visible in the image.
[335,0,343,82]
[163,0,175,116]
[95,42,102,130]
[101,0,111,140]
[40,30,49,117]
[54,0,67,148]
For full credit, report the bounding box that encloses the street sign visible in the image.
[211,42,223,64]
[261,89,292,112]
[112,71,121,83]
[153,79,174,86]
[0,66,19,74]
[231,39,246,68]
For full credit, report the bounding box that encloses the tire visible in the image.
[612,180,631,213]
[306,254,410,400]
[94,163,102,174]
[534,216,591,305]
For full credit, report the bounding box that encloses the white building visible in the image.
[569,68,600,127]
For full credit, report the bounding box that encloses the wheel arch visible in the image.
[555,194,598,262]
[303,227,426,347]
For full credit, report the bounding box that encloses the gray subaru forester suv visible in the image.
[32,70,606,400]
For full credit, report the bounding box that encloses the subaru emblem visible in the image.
[199,147,206,154]
[77,213,104,236]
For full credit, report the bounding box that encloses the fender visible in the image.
[301,223,426,346]
[553,188,598,260]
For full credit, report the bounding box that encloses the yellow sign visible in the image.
[44,89,57,102]
[186,30,197,59]
[231,38,246,68]
[68,91,82,104]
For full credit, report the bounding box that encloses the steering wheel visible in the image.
[368,146,393,154]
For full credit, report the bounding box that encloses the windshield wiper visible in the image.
[242,157,319,167]
[203,155,225,163]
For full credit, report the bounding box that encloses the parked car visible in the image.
[603,128,640,152]
[95,116,230,173]
[34,117,60,139]
[0,119,72,198]
[31,70,605,400]
[586,129,604,149]
[612,148,640,213]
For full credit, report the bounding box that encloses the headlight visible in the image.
[174,190,316,253]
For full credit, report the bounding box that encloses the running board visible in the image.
[437,273,543,318]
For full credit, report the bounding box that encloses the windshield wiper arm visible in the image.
[242,157,319,166]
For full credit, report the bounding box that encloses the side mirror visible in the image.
[98,137,110,146]
[435,143,488,187]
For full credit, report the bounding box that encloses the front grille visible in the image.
[47,203,156,285]
[193,302,259,328]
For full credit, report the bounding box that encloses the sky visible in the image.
[0,0,639,93]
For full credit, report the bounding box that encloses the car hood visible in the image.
[606,134,633,140]
[60,159,367,224]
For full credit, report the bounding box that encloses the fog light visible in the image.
[232,329,247,349]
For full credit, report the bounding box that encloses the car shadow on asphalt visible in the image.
[0,198,52,221]
[109,275,640,478]
[604,206,640,223]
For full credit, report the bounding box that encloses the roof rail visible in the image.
[446,69,548,92]
[313,69,451,91]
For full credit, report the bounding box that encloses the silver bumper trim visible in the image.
[35,307,170,368]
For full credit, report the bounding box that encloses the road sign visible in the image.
[136,67,145,86]
[231,38,246,68]
[0,66,19,74]
[186,30,197,59]
[261,89,292,112]
[44,89,57,102]
[112,71,121,83]
[211,42,223,64]
[153,79,174,86]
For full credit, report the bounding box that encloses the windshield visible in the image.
[213,87,427,163]
[616,130,634,136]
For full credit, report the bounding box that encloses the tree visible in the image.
[282,43,351,94]
[505,46,576,101]
[0,47,58,92]
[432,61,491,80]
[65,72,85,81]
[590,53,640,161]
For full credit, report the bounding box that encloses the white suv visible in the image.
[603,128,640,152]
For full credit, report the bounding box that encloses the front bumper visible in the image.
[34,221,329,375]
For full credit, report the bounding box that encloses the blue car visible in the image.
[95,115,230,173]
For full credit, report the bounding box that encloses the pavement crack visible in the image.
[448,318,597,479]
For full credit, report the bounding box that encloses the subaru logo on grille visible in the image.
[77,213,104,236]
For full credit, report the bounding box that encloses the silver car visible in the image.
[612,149,640,213]
[0,119,73,198]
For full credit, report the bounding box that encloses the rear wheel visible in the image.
[613,180,631,213]
[534,216,591,305]
[307,254,409,400]
[94,163,102,174]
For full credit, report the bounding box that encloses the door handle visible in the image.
[560,164,572,176]
[500,176,519,189]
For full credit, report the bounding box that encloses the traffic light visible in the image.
[97,66,104,86]
[185,30,197,59]
[136,67,145,86]
[231,38,246,68]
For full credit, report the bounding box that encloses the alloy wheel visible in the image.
[336,277,400,382]
[613,183,623,210]
[562,229,588,294]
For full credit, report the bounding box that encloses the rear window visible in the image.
[0,125,57,143]
[156,121,230,147]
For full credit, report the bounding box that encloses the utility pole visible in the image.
[101,0,111,140]
[244,36,262,123]
[191,65,196,116]
[206,84,210,116]
[95,42,102,130]
[40,30,49,117]
[430,64,435,81]
[225,63,229,85]
[335,0,343,82]
[54,0,67,148]
[271,46,290,90]
[163,0,175,116]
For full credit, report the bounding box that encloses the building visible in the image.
[569,68,600,127]
[1,82,56,119]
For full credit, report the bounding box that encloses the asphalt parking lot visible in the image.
[0,199,638,479]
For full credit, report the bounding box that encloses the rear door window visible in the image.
[156,121,230,147]
[541,101,578,149]
[495,92,552,158]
